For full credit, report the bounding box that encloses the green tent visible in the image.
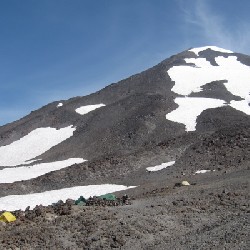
[75,196,87,205]
[98,193,117,201]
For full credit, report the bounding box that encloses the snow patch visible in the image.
[146,161,175,172]
[166,97,226,131]
[76,104,105,115]
[215,56,250,100]
[189,46,233,56]
[57,102,63,107]
[230,100,250,115]
[0,158,86,183]
[168,55,250,116]
[0,126,76,167]
[185,57,212,68]
[170,56,250,99]
[0,184,136,211]
[195,170,211,174]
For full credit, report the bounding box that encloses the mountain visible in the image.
[0,46,249,249]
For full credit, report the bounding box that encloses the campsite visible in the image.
[0,1,249,247]
[0,164,249,249]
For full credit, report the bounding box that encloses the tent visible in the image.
[98,193,117,201]
[181,180,190,186]
[0,212,16,223]
[75,196,87,206]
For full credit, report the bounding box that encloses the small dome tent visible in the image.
[181,181,190,186]
[98,193,117,201]
[0,212,16,223]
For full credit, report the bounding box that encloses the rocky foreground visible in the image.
[0,162,249,250]
[0,125,249,249]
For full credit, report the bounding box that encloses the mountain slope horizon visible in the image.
[0,45,249,198]
[0,45,249,163]
[0,45,249,249]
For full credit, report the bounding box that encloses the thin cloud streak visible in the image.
[178,0,250,54]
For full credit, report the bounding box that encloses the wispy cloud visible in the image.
[177,0,250,54]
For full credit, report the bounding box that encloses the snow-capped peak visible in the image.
[189,46,234,56]
[166,47,250,131]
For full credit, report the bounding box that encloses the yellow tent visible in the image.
[0,212,16,223]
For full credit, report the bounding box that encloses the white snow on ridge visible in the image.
[215,56,250,100]
[166,97,226,131]
[146,161,175,172]
[0,126,76,167]
[76,104,105,115]
[189,46,234,56]
[185,57,212,68]
[170,58,215,95]
[0,184,136,211]
[57,102,63,107]
[169,56,250,100]
[0,158,86,183]
[166,53,250,130]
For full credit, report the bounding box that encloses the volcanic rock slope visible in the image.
[0,45,249,208]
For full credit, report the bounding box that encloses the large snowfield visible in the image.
[166,97,226,131]
[0,126,76,167]
[169,56,250,100]
[0,158,86,183]
[189,46,233,56]
[166,47,250,130]
[0,184,136,211]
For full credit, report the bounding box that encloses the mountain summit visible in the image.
[0,46,249,249]
[1,45,249,158]
[0,45,249,195]
[0,45,249,190]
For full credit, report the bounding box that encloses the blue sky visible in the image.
[1,0,250,125]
